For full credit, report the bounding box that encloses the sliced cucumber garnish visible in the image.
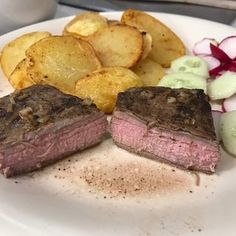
[208,72,236,100]
[220,111,236,157]
[158,72,207,93]
[171,55,209,78]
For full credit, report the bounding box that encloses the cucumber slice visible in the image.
[171,55,209,78]
[158,72,207,93]
[208,72,236,100]
[220,111,236,157]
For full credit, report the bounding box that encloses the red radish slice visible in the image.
[219,36,236,60]
[209,64,225,76]
[193,38,218,55]
[223,61,236,72]
[223,94,236,112]
[210,43,231,63]
[199,55,221,70]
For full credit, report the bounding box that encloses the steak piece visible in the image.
[0,85,108,178]
[110,87,220,173]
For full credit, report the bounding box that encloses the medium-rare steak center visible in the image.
[110,87,220,173]
[0,85,108,178]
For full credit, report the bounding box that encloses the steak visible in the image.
[0,85,108,178]
[110,87,220,173]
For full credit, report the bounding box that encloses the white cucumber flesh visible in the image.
[220,111,236,157]
[208,72,236,100]
[171,55,209,78]
[158,72,207,93]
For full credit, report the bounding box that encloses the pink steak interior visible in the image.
[111,111,220,173]
[0,115,107,177]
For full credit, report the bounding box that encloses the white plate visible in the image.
[0,12,236,236]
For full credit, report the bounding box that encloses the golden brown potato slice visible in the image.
[108,20,121,26]
[132,58,165,86]
[88,25,143,68]
[75,67,143,113]
[121,9,185,67]
[26,36,101,94]
[9,59,35,89]
[140,31,152,60]
[1,31,51,78]
[63,12,108,38]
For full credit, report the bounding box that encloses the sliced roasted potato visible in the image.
[108,20,121,26]
[140,31,152,60]
[132,58,165,86]
[121,9,185,67]
[9,59,34,89]
[75,67,143,113]
[1,31,51,78]
[63,12,108,38]
[26,36,101,93]
[88,25,143,68]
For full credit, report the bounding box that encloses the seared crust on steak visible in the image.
[116,87,216,141]
[0,85,108,177]
[0,85,101,144]
[111,87,220,173]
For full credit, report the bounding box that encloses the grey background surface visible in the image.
[58,0,236,26]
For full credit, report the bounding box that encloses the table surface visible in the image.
[55,4,85,18]
[0,3,235,35]
[55,4,236,27]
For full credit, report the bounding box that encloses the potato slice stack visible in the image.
[0,10,186,113]
[26,36,101,94]
[121,9,186,67]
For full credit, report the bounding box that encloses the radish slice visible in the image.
[210,43,231,63]
[199,55,221,70]
[219,36,236,60]
[223,61,236,72]
[209,64,225,76]
[223,94,236,112]
[222,100,226,112]
[193,38,218,55]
